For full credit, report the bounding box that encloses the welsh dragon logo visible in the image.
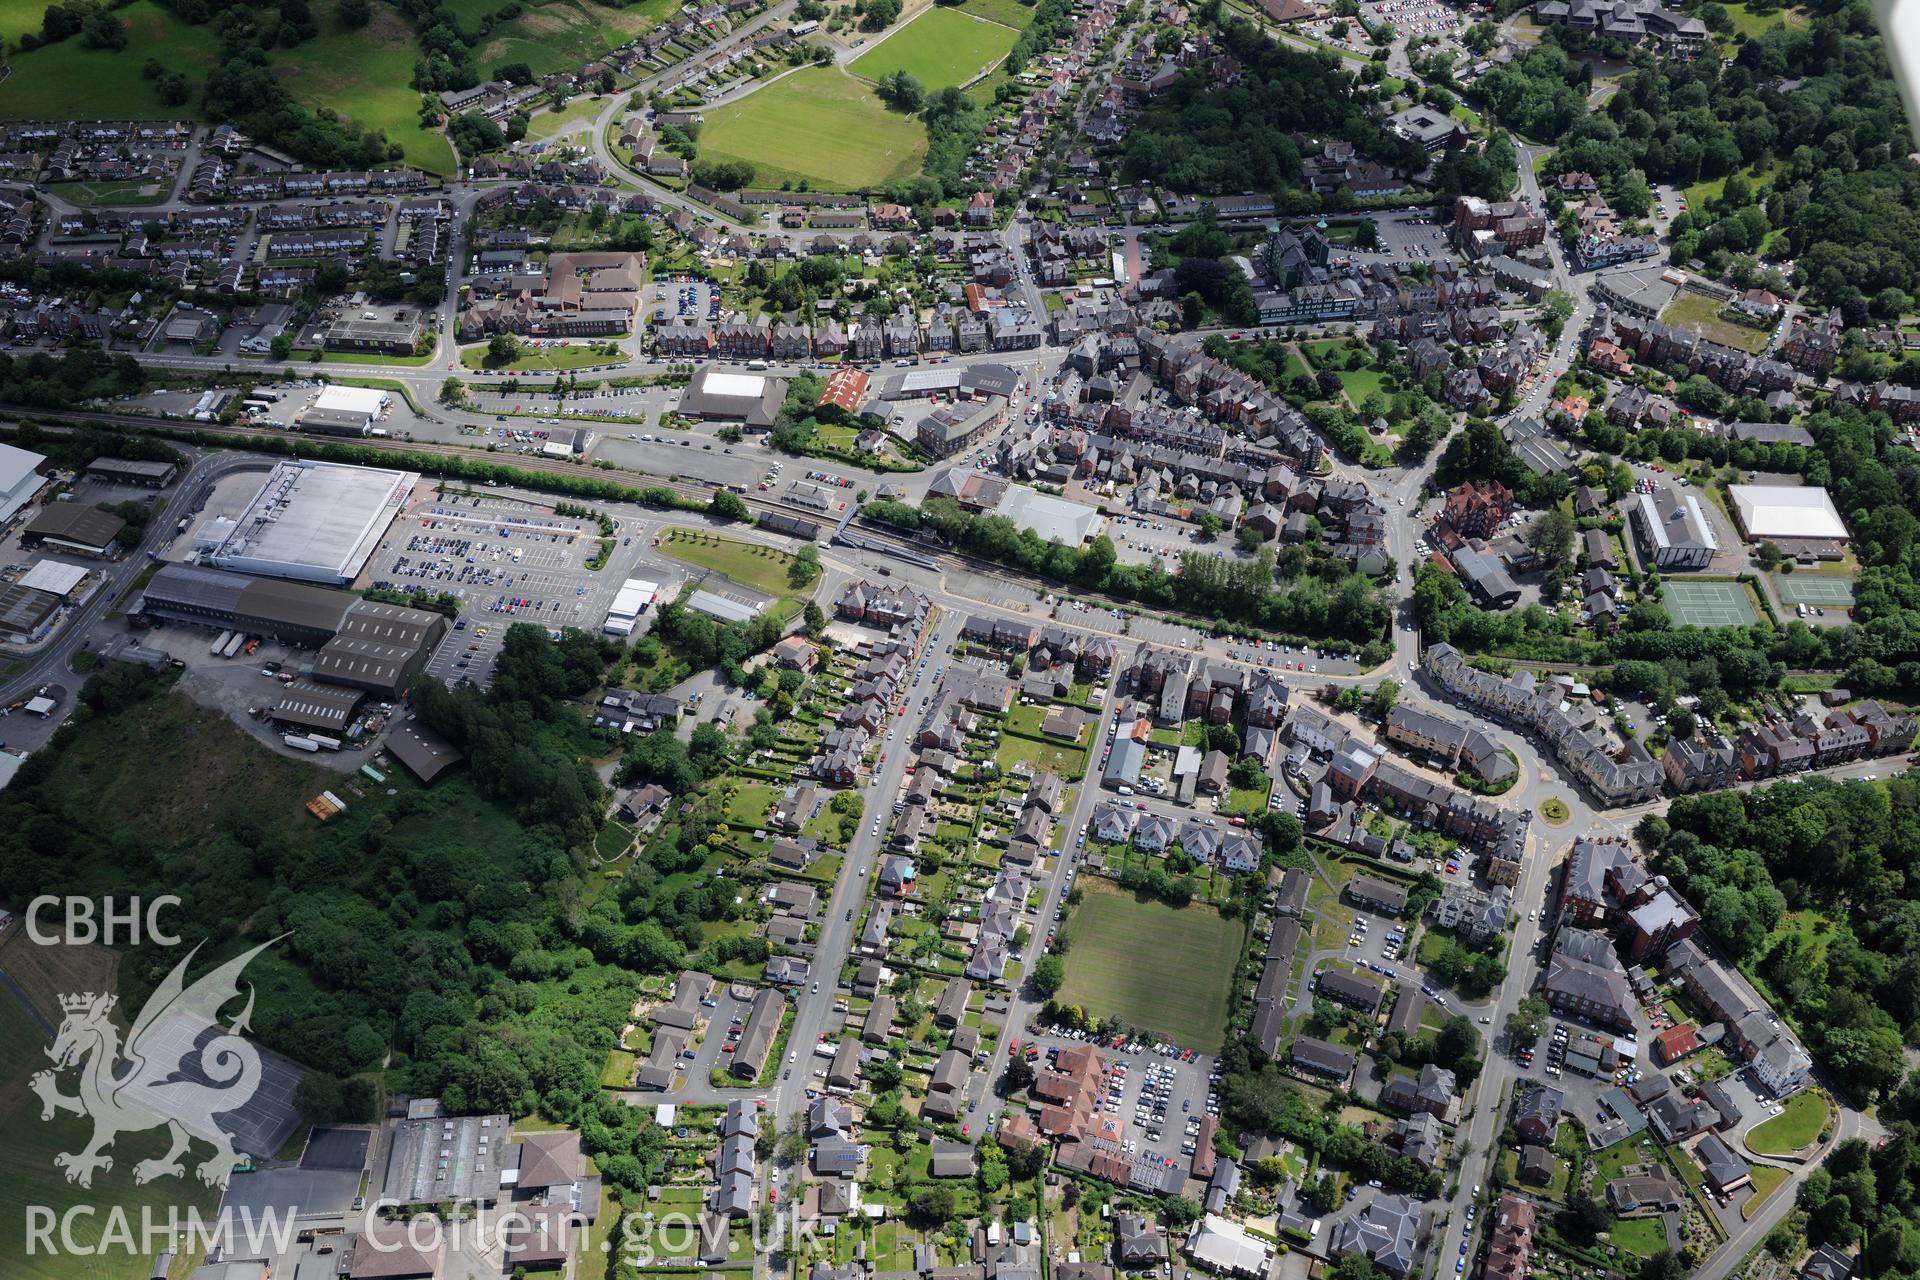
[30,939,279,1189]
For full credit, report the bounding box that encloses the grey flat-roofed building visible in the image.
[87,456,178,487]
[382,1110,513,1206]
[210,460,416,584]
[294,407,374,438]
[326,314,423,354]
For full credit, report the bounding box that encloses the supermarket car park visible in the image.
[364,489,645,686]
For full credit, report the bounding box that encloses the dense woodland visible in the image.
[1118,8,1429,198]
[1641,776,1920,1103]
[0,627,683,1195]
[1482,0,1920,306]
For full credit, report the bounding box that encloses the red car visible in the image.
[1009,1039,1021,1056]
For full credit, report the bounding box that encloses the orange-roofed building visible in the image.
[818,367,869,414]
[1652,1023,1700,1065]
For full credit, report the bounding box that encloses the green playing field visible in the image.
[1058,881,1245,1050]
[696,67,927,191]
[848,7,1021,90]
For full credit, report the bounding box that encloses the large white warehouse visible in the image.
[0,442,48,526]
[208,459,416,584]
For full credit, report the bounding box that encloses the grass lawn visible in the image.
[849,7,1021,90]
[995,733,1086,780]
[1605,1215,1669,1258]
[724,781,779,828]
[0,981,221,1278]
[1746,1091,1830,1155]
[526,92,619,143]
[600,1048,638,1087]
[1222,781,1271,814]
[0,1,221,120]
[472,0,679,77]
[1058,879,1245,1050]
[48,180,172,207]
[1743,1163,1790,1219]
[1280,346,1314,386]
[659,528,807,598]
[1337,367,1388,407]
[1716,1,1800,45]
[698,66,926,191]
[957,0,1038,26]
[1658,292,1773,355]
[269,0,457,173]
[459,341,627,373]
[0,0,45,41]
[1300,338,1357,367]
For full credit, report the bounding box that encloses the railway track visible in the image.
[1,403,1195,628]
[0,403,771,511]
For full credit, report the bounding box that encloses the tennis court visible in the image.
[1664,579,1758,627]
[1772,573,1855,606]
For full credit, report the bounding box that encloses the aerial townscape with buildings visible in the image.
[2,3,1920,1280]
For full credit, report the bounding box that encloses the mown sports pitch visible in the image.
[849,7,1021,89]
[696,67,927,191]
[1058,880,1246,1051]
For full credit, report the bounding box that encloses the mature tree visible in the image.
[1369,679,1400,719]
[1032,953,1065,998]
[1161,1196,1204,1228]
[1527,509,1577,569]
